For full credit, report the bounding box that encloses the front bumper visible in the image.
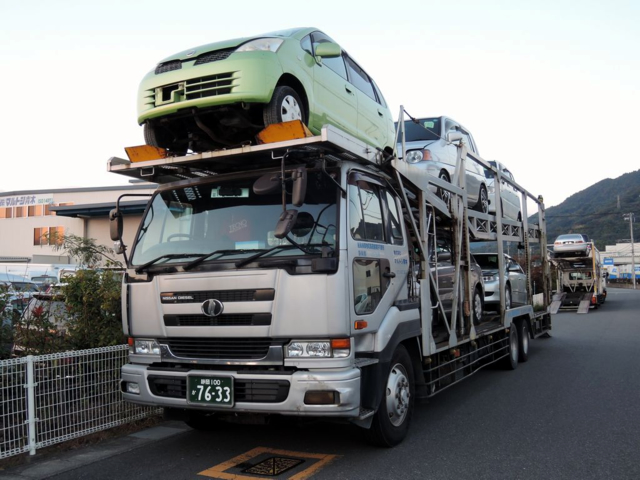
[121,363,361,417]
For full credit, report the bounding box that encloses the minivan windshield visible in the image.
[397,117,441,142]
[130,170,338,268]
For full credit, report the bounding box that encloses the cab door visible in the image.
[347,172,408,334]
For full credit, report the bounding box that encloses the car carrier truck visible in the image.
[549,241,606,313]
[108,116,552,446]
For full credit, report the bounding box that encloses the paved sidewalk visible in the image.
[0,422,190,480]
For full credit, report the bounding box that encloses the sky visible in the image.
[0,0,638,208]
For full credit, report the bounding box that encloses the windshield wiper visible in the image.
[183,249,260,271]
[235,243,330,268]
[135,253,201,273]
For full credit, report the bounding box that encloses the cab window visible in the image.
[344,55,376,101]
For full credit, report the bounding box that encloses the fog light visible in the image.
[126,382,140,395]
[304,391,339,405]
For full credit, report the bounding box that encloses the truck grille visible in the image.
[194,48,234,65]
[165,338,275,360]
[164,313,271,327]
[185,73,234,100]
[147,375,290,403]
[161,289,274,304]
[155,60,182,75]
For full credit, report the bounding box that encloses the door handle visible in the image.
[378,110,384,117]
[383,271,396,278]
[345,85,354,95]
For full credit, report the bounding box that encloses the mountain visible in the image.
[542,170,640,250]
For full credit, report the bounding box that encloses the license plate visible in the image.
[187,375,234,407]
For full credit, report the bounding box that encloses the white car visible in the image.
[485,160,522,221]
[474,253,527,310]
[396,116,489,213]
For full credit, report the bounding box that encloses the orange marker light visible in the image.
[331,338,351,349]
[127,337,134,346]
[354,320,368,330]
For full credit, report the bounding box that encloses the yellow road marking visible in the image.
[198,446,340,480]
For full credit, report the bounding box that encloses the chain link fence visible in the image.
[0,345,160,459]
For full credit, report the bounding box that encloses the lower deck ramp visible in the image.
[577,294,592,314]
[550,293,566,314]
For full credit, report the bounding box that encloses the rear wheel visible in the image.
[517,320,530,362]
[263,86,306,126]
[364,345,414,447]
[502,323,519,370]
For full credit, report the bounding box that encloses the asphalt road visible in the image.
[5,288,640,480]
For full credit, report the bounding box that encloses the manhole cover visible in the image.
[242,456,305,476]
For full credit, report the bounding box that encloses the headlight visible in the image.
[483,275,496,282]
[133,339,161,355]
[285,339,350,358]
[235,38,284,53]
[405,150,424,164]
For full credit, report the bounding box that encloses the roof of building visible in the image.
[0,183,155,197]
[52,200,149,218]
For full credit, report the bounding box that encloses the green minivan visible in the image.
[138,28,395,154]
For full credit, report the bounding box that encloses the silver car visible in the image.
[553,234,591,257]
[396,116,489,213]
[485,160,522,221]
[474,253,527,310]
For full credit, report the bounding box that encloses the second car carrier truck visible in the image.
[108,118,552,446]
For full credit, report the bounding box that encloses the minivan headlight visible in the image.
[405,150,424,164]
[235,38,284,53]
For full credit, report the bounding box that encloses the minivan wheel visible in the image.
[144,122,160,147]
[472,287,484,325]
[263,86,306,126]
[474,185,489,213]
[437,171,451,206]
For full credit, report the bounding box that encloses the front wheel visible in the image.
[474,184,489,213]
[472,287,484,325]
[364,345,414,447]
[263,86,306,126]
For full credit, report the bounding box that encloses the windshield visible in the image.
[130,170,338,267]
[474,255,500,270]
[397,117,441,143]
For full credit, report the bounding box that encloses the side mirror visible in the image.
[274,209,299,239]
[292,166,307,207]
[253,173,281,195]
[109,209,123,241]
[314,42,341,59]
[446,131,463,143]
[437,252,452,262]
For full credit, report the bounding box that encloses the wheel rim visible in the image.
[510,328,518,363]
[521,323,529,355]
[480,187,489,213]
[505,287,511,310]
[474,292,483,323]
[280,95,302,122]
[385,363,410,427]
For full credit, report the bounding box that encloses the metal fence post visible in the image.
[26,355,37,456]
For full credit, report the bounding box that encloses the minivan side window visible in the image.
[300,35,312,56]
[311,32,347,80]
[371,79,387,107]
[344,55,376,101]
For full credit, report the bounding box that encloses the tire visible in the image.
[517,320,530,362]
[364,345,414,447]
[504,283,512,310]
[472,287,484,326]
[437,171,451,206]
[184,411,218,431]
[474,184,489,213]
[502,323,519,370]
[144,122,160,147]
[263,86,306,126]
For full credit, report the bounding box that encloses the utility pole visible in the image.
[624,213,636,289]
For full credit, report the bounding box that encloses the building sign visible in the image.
[0,194,54,208]
[603,257,614,265]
